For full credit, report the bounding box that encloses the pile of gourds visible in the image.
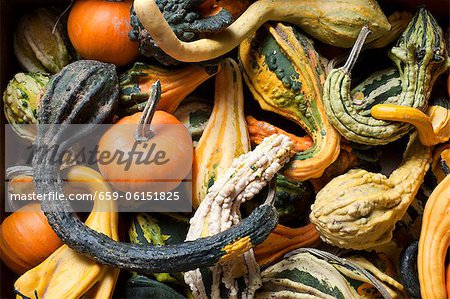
[1,0,449,298]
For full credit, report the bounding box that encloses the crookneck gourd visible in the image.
[133,0,389,63]
[324,8,450,145]
[129,0,234,65]
[193,58,250,208]
[15,166,119,299]
[372,95,450,146]
[240,23,340,181]
[418,174,450,299]
[33,60,280,273]
[119,62,217,114]
[14,8,74,74]
[3,72,49,141]
[310,133,431,250]
[186,134,293,299]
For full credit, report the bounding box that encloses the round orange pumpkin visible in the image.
[67,0,139,66]
[0,203,62,274]
[97,99,193,193]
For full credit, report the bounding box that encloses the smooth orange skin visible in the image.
[98,111,193,193]
[68,0,139,66]
[0,204,62,274]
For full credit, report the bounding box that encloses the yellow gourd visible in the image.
[14,166,119,299]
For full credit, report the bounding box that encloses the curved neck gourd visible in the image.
[310,133,431,249]
[240,23,340,181]
[323,8,450,145]
[134,0,390,62]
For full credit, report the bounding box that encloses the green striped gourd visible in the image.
[324,8,450,145]
[3,72,50,141]
[256,248,402,299]
[193,58,250,208]
[239,22,340,181]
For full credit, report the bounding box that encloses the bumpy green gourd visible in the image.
[310,134,431,250]
[14,8,74,74]
[240,22,340,181]
[3,72,50,141]
[324,8,450,145]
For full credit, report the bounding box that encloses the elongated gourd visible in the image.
[119,62,217,114]
[324,8,450,145]
[32,60,279,273]
[193,58,250,207]
[133,0,390,62]
[372,96,450,146]
[14,166,119,299]
[310,133,431,249]
[240,23,340,180]
[186,134,293,298]
[254,224,320,266]
[418,174,450,299]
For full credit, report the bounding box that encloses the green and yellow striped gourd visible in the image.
[193,58,250,207]
[240,22,340,181]
[324,8,450,145]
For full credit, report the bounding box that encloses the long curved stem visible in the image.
[341,26,371,74]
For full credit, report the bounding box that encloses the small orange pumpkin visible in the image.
[67,0,139,66]
[98,81,192,193]
[0,203,62,274]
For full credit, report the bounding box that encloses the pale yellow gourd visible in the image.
[14,166,119,299]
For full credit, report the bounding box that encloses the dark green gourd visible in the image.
[34,60,277,274]
[324,8,450,145]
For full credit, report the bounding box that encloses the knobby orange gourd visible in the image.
[68,0,138,66]
[418,174,450,299]
[98,81,192,193]
[246,115,314,155]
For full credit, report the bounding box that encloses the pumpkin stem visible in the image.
[134,80,162,142]
[341,26,372,74]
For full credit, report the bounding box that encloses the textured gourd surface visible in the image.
[240,23,340,181]
[186,134,292,298]
[310,134,431,249]
[324,8,450,145]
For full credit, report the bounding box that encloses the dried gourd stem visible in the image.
[52,0,74,34]
[134,80,162,142]
[341,26,372,74]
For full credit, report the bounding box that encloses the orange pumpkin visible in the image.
[67,0,139,66]
[98,81,192,193]
[0,203,62,274]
